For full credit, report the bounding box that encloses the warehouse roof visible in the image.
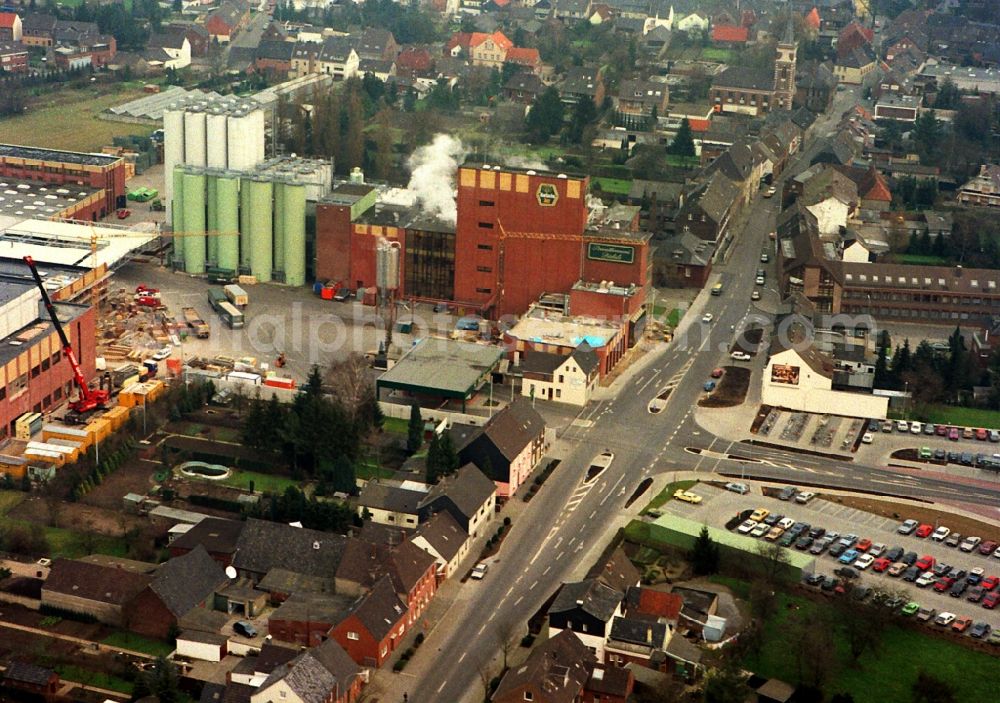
[506,307,622,349]
[0,178,101,220]
[0,143,121,167]
[0,219,160,270]
[377,337,504,399]
[269,592,354,624]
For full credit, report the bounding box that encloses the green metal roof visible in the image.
[376,337,504,399]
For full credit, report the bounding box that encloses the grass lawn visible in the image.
[56,665,134,695]
[41,525,128,559]
[737,582,1000,702]
[666,308,683,327]
[0,490,26,516]
[593,177,632,195]
[382,417,409,435]
[918,404,1000,428]
[641,479,697,513]
[219,469,299,494]
[2,86,150,152]
[101,632,174,657]
[700,47,736,61]
[356,458,394,482]
[894,254,950,266]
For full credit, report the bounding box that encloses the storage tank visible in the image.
[227,110,264,172]
[239,177,252,270]
[250,108,266,168]
[183,110,207,167]
[171,167,185,262]
[273,178,285,274]
[183,172,207,274]
[206,111,228,169]
[206,174,219,266]
[163,108,185,221]
[216,176,240,272]
[282,183,307,287]
[248,179,273,282]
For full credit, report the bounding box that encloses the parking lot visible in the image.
[856,420,1000,477]
[756,408,864,456]
[662,483,1000,636]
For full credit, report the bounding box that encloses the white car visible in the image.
[960,536,982,552]
[916,571,937,587]
[931,526,950,541]
[470,562,488,580]
[970,566,985,580]
[701,313,714,323]
[933,612,956,626]
[731,351,751,361]
[896,420,909,432]
[151,345,172,361]
[777,517,796,530]
[755,276,765,285]
[854,554,875,570]
[910,422,923,434]
[794,491,816,504]
[751,522,770,538]
[994,547,1000,559]
[751,290,761,301]
[869,543,887,557]
[862,432,873,444]
[737,519,759,535]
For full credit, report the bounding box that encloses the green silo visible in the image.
[216,176,240,272]
[248,179,273,282]
[182,172,207,275]
[171,168,184,263]
[239,177,253,270]
[282,183,307,287]
[206,175,218,266]
[273,180,285,274]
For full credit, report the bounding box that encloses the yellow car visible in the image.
[750,508,770,522]
[673,490,703,504]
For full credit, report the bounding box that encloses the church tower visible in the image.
[773,21,798,111]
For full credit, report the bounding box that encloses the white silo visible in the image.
[227,111,255,172]
[206,110,229,170]
[163,107,185,222]
[249,108,266,168]
[184,109,208,167]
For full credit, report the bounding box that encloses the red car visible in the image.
[984,592,1000,609]
[915,555,936,571]
[952,616,973,633]
[978,540,998,556]
[116,208,131,219]
[981,576,999,591]
[934,577,955,593]
[935,424,948,436]
[976,428,989,441]
[711,368,724,378]
[915,524,933,538]
[856,538,872,552]
[872,557,892,572]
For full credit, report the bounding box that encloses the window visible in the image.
[479,200,495,207]
[476,266,492,273]
[558,375,564,383]
[279,692,286,699]
[524,694,534,701]
[30,365,40,379]
[41,358,49,372]
[477,244,493,251]
[555,389,561,398]
[476,287,492,294]
[347,631,360,640]
[478,222,494,229]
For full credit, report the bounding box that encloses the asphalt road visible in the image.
[404,88,1000,700]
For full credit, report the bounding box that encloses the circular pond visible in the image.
[178,461,232,480]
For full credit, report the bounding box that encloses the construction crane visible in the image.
[23,255,110,419]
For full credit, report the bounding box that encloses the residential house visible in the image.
[445,30,512,69]
[0,13,22,42]
[552,0,593,21]
[354,480,427,528]
[958,164,1000,208]
[641,25,672,55]
[675,12,708,35]
[385,539,438,624]
[548,579,625,660]
[711,24,749,47]
[798,166,859,234]
[329,575,409,668]
[833,45,877,86]
[627,178,684,234]
[2,662,59,697]
[796,62,837,112]
[255,40,294,76]
[42,558,151,627]
[505,46,541,74]
[231,519,348,584]
[0,42,28,72]
[52,19,97,45]
[314,35,359,79]
[20,13,56,47]
[411,511,469,581]
[559,65,606,107]
[616,79,669,119]
[491,631,595,703]
[359,58,395,82]
[267,593,355,647]
[873,93,919,122]
[395,46,433,78]
[605,617,669,669]
[834,164,892,211]
[251,639,363,703]
[704,141,759,205]
[652,229,714,288]
[205,2,249,43]
[588,546,641,593]
[170,22,209,57]
[168,516,245,565]
[353,27,398,62]
[676,171,740,243]
[835,22,873,59]
[146,29,191,70]
[290,41,321,77]
[451,398,547,499]
[419,463,497,537]
[520,347,600,406]
[503,71,544,104]
[127,545,228,640]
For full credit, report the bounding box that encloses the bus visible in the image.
[207,287,227,313]
[217,301,245,329]
[711,282,724,296]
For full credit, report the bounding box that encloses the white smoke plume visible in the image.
[406,134,465,225]
[501,155,548,171]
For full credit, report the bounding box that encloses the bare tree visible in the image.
[325,355,374,426]
[477,661,495,703]
[754,541,792,587]
[787,609,837,689]
[834,583,895,662]
[43,486,63,528]
[496,620,522,670]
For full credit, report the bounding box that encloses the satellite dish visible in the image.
[225,566,237,579]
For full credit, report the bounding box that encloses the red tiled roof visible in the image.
[505,46,539,65]
[397,47,431,70]
[805,7,821,30]
[629,587,683,620]
[860,166,892,202]
[839,22,874,43]
[470,30,513,51]
[712,24,749,43]
[0,13,19,28]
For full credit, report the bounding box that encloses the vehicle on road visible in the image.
[711,283,723,296]
[764,186,776,198]
[701,313,714,323]
[711,368,724,378]
[755,276,765,285]
[751,290,760,301]
[703,380,716,392]
[673,490,702,504]
[470,562,489,580]
[731,351,751,361]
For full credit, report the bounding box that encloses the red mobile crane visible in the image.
[23,256,109,417]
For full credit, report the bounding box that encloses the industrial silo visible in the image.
[227,110,263,172]
[216,176,240,272]
[273,179,285,274]
[249,108,266,168]
[206,174,219,266]
[183,172,207,274]
[183,110,207,167]
[163,108,185,221]
[206,111,228,170]
[239,177,252,271]
[248,179,273,282]
[282,183,307,287]
[171,167,184,263]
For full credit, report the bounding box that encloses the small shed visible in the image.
[176,630,228,662]
[123,493,145,513]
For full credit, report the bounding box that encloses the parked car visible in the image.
[915,555,936,571]
[765,526,785,541]
[749,508,770,522]
[763,513,782,527]
[977,428,989,441]
[872,557,893,572]
[901,551,919,566]
[731,351,751,361]
[751,522,770,538]
[968,586,986,603]
[828,542,848,558]
[982,575,999,591]
[923,423,935,435]
[777,517,795,530]
[903,566,921,582]
[952,616,973,633]
[968,567,986,585]
[856,538,873,552]
[862,432,874,444]
[918,446,932,459]
[915,607,936,622]
[914,524,933,538]
[869,543,887,557]
[901,602,920,616]
[934,577,956,593]
[933,612,956,626]
[724,482,750,495]
[795,536,814,550]
[777,486,797,501]
[933,448,947,461]
[810,538,832,555]
[794,491,816,504]
[885,546,905,562]
[948,427,960,441]
[887,562,908,577]
[950,580,969,598]
[915,571,937,588]
[935,424,948,436]
[898,519,918,535]
[960,536,982,552]
[984,592,1000,609]
[911,422,924,435]
[737,520,758,534]
[979,540,999,556]
[896,420,909,432]
[710,367,724,378]
[470,562,489,580]
[839,549,861,565]
[703,380,716,392]
[945,533,962,548]
[970,622,991,639]
[233,621,257,638]
[673,490,703,504]
[855,554,876,570]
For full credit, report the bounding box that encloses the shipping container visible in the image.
[224,284,249,308]
[207,287,228,313]
[217,301,244,329]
